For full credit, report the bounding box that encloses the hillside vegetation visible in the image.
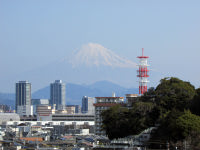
[102,77,200,149]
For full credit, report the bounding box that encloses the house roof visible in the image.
[95,97,124,99]
[20,137,43,142]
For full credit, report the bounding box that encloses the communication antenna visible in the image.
[137,48,149,95]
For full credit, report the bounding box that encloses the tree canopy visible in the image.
[190,88,200,115]
[101,102,159,139]
[101,77,200,148]
[101,105,130,139]
[155,77,196,111]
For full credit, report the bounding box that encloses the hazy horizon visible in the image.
[1,0,200,92]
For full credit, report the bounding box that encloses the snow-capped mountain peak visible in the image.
[69,43,137,68]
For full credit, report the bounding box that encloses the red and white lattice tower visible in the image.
[137,48,149,95]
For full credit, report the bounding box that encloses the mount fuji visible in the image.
[68,43,137,68]
[0,43,140,106]
[12,43,139,92]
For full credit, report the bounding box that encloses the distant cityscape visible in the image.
[0,78,143,150]
[15,80,97,117]
[0,50,149,149]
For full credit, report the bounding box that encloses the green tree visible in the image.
[190,88,200,116]
[139,87,156,102]
[102,77,198,145]
[128,102,159,134]
[155,77,196,112]
[101,102,158,139]
[175,110,200,139]
[152,110,200,148]
[101,105,130,139]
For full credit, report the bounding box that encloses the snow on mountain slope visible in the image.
[68,43,137,68]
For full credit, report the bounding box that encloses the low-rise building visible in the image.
[17,105,33,116]
[67,129,89,135]
[52,114,94,122]
[0,105,11,113]
[32,99,49,115]
[126,94,139,106]
[0,113,20,125]
[66,106,76,114]
[94,96,124,136]
[37,105,52,121]
[67,105,81,114]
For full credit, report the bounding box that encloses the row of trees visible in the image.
[101,77,200,149]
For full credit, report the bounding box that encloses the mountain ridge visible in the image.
[7,43,138,92]
[0,80,138,108]
[32,80,138,105]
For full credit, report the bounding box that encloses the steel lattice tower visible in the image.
[137,48,149,95]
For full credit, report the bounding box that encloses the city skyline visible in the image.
[1,0,200,92]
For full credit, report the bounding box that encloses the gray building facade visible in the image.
[82,96,95,114]
[50,80,65,110]
[15,81,31,112]
[31,99,49,115]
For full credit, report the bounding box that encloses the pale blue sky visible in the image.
[0,0,200,92]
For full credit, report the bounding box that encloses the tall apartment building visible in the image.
[50,80,65,110]
[94,96,124,136]
[82,96,95,114]
[15,81,32,116]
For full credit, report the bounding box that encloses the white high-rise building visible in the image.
[50,80,65,110]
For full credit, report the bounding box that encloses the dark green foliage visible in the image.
[101,77,200,147]
[175,110,200,138]
[101,105,130,139]
[153,110,200,142]
[155,77,195,112]
[101,102,159,139]
[152,110,183,142]
[190,88,200,115]
[139,87,156,102]
[129,102,156,133]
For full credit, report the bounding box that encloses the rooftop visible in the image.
[95,97,124,99]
